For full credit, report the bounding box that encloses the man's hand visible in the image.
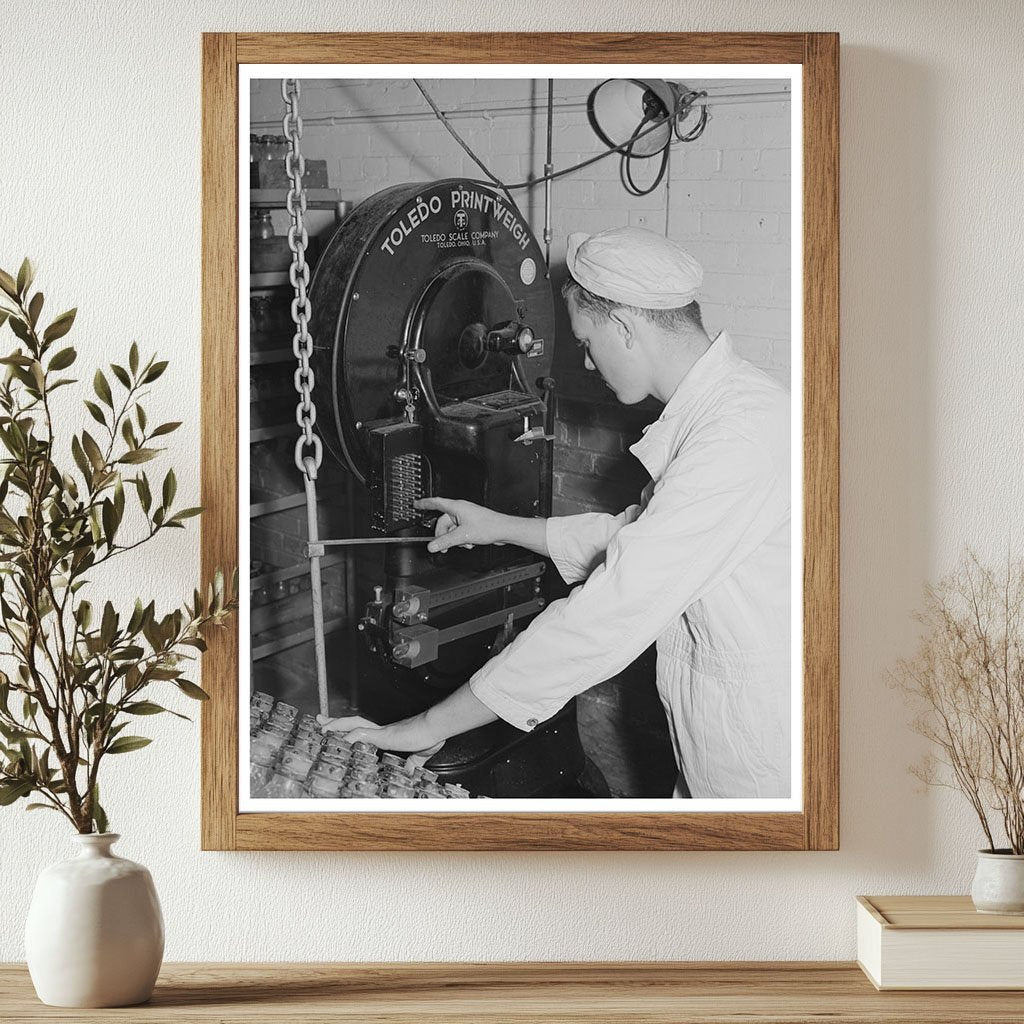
[316,712,444,756]
[316,685,498,768]
[415,497,509,553]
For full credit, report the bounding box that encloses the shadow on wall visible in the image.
[838,48,937,866]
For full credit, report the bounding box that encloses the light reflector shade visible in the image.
[587,79,678,158]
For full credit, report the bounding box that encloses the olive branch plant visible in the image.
[894,551,1024,854]
[0,259,236,834]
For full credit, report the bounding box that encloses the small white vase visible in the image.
[24,833,164,1007]
[971,849,1024,915]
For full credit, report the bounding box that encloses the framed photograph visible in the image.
[201,32,838,850]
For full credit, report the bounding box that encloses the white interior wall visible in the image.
[250,75,791,379]
[1,0,1022,962]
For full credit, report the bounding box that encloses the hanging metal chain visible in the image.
[280,77,329,717]
[281,78,323,480]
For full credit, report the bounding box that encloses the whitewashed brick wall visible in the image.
[251,76,792,384]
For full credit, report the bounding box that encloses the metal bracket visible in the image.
[514,425,556,446]
[391,623,439,668]
[394,562,546,613]
[393,583,431,625]
[390,598,545,669]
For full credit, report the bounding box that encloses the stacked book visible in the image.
[857,895,1024,989]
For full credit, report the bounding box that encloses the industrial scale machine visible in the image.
[307,178,602,798]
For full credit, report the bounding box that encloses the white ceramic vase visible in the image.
[25,833,164,1007]
[971,849,1024,915]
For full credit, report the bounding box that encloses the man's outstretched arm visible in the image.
[415,496,549,555]
[320,680,497,752]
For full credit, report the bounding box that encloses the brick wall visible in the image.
[251,75,791,519]
[249,78,791,791]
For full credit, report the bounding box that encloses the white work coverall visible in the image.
[469,331,792,799]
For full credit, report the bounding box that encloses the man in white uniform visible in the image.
[323,227,792,798]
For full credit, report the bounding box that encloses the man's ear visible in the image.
[608,308,635,348]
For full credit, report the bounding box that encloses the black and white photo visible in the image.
[241,66,801,809]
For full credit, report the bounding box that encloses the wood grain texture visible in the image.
[861,895,1024,930]
[233,810,806,852]
[3,962,1023,1023]
[200,32,239,852]
[235,32,807,64]
[800,33,841,852]
[200,32,841,851]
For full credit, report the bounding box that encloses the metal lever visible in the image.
[306,537,434,557]
[514,426,555,445]
[514,414,555,446]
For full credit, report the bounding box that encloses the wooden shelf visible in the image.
[250,554,347,593]
[249,491,306,518]
[251,187,346,210]
[250,271,290,290]
[2,962,1022,1022]
[252,615,347,661]
[250,423,294,443]
[250,347,293,366]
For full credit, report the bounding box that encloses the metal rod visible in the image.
[302,473,330,718]
[434,598,544,647]
[664,143,672,237]
[343,480,359,713]
[409,561,545,611]
[318,536,435,547]
[543,79,554,272]
[250,91,792,129]
[539,377,556,519]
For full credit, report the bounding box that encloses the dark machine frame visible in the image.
[201,32,839,851]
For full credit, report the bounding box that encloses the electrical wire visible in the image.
[413,80,516,207]
[621,116,671,197]
[620,91,708,196]
[413,79,706,195]
[664,143,672,237]
[520,88,708,193]
[674,91,710,142]
[249,88,789,131]
[504,123,671,190]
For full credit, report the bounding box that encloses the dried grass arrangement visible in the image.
[895,552,1024,854]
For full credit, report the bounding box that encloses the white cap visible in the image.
[566,226,703,309]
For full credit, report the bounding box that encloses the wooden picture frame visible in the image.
[201,32,838,851]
